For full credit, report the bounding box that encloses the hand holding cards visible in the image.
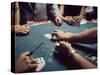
[34,57,46,71]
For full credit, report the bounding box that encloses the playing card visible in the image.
[34,57,46,71]
[44,33,52,39]
[80,19,87,24]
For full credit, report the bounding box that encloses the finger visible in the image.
[26,58,32,64]
[22,31,28,34]
[52,18,57,25]
[58,18,62,24]
[23,28,30,33]
[24,29,30,33]
[29,63,38,69]
[21,51,30,56]
[25,27,31,30]
[25,25,31,29]
[59,41,65,45]
[59,41,68,47]
[65,41,71,45]
[71,18,76,22]
[64,18,72,25]
[24,26,30,30]
[30,60,37,64]
[57,18,62,25]
[26,23,33,26]
[21,25,26,29]
[26,58,37,64]
[55,18,59,25]
[23,25,30,30]
[60,41,71,48]
[30,57,37,63]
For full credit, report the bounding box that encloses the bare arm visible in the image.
[47,4,62,25]
[70,52,96,69]
[15,2,20,25]
[79,6,86,17]
[52,28,97,44]
[59,5,64,16]
[70,28,97,43]
[73,6,86,20]
[59,42,96,69]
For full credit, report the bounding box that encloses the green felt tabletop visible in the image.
[15,22,97,71]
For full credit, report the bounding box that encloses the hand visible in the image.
[15,52,38,73]
[15,24,30,34]
[53,16,62,26]
[57,41,76,56]
[62,16,75,25]
[73,15,83,21]
[51,29,75,41]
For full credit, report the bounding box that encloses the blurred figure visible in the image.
[85,6,97,22]
[11,2,31,35]
[17,2,62,26]
[11,2,62,35]
[59,5,85,25]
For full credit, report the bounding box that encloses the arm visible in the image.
[73,6,86,20]
[11,2,20,32]
[11,2,31,34]
[69,28,97,43]
[79,6,86,17]
[59,5,64,16]
[51,28,97,44]
[58,42,96,69]
[15,2,20,25]
[47,4,62,25]
[71,52,96,69]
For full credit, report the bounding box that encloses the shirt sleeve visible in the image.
[47,4,60,19]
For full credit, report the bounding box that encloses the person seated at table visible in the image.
[15,51,38,73]
[85,6,97,22]
[18,2,62,26]
[11,2,62,35]
[55,41,96,69]
[11,2,31,35]
[51,27,97,44]
[59,5,85,25]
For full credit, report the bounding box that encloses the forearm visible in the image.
[79,6,85,17]
[69,28,97,43]
[69,52,96,69]
[15,2,20,25]
[59,5,64,16]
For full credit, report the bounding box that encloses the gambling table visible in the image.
[15,22,97,72]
